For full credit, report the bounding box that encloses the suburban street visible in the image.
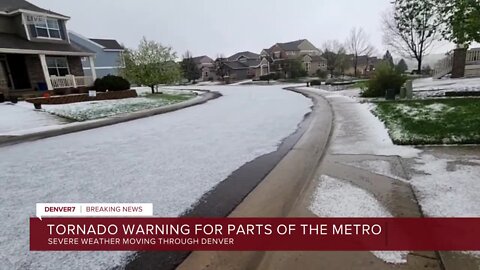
[1,0,479,269]
[0,85,311,269]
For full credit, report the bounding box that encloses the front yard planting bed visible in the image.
[373,98,480,145]
[43,92,196,121]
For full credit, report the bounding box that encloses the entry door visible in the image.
[6,54,30,89]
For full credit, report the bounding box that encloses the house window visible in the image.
[286,51,296,56]
[35,18,61,39]
[47,57,70,76]
[305,62,311,72]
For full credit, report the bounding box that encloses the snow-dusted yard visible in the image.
[0,102,67,135]
[0,85,311,269]
[373,98,480,145]
[306,87,480,220]
[413,77,480,98]
[42,93,194,121]
[0,89,196,135]
[305,86,480,263]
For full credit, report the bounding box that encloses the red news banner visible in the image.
[30,218,480,251]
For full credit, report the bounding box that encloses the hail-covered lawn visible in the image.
[0,102,67,135]
[373,98,480,145]
[413,77,480,98]
[42,92,196,121]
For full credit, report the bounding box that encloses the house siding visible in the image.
[12,15,28,39]
[69,32,124,77]
[83,68,118,78]
[0,16,15,34]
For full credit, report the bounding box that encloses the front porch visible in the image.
[0,52,96,99]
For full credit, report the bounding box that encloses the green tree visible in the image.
[437,0,480,46]
[214,57,228,81]
[383,0,439,73]
[180,51,201,83]
[396,59,409,73]
[122,37,181,94]
[284,59,307,79]
[362,62,407,97]
[322,40,348,77]
[383,50,395,68]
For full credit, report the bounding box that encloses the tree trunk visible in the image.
[417,58,422,75]
[353,56,358,77]
[150,85,155,94]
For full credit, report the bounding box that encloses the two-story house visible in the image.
[261,39,327,77]
[192,55,216,81]
[0,0,95,99]
[221,51,270,81]
[69,31,125,78]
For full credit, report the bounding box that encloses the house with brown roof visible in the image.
[344,54,380,76]
[261,39,327,77]
[0,0,95,99]
[221,51,270,81]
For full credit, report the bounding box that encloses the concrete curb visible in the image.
[177,87,334,270]
[0,91,221,147]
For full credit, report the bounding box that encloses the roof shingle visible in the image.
[90,39,124,50]
[0,0,68,18]
[0,33,93,55]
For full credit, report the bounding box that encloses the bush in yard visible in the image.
[316,69,328,79]
[94,75,131,92]
[310,79,321,86]
[259,73,275,81]
[361,62,407,98]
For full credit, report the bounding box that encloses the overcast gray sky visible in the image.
[29,0,423,59]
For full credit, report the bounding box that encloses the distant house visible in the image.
[0,0,95,98]
[221,51,270,81]
[69,31,125,78]
[262,39,327,77]
[344,55,380,76]
[192,55,216,81]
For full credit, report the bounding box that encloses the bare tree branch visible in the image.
[346,27,375,77]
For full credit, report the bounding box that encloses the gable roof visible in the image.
[275,39,306,51]
[311,55,327,62]
[90,39,124,50]
[0,0,68,18]
[224,58,266,70]
[228,51,259,61]
[192,55,214,64]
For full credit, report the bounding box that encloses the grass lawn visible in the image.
[373,98,480,145]
[146,92,194,103]
[43,93,196,121]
